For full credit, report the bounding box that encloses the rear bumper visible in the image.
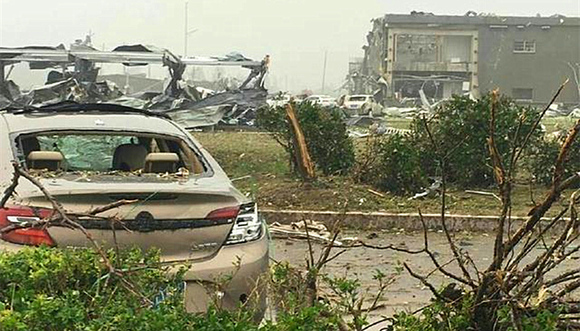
[180,226,269,318]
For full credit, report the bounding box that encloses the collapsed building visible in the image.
[0,40,269,127]
[350,12,580,107]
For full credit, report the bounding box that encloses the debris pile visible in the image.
[269,220,349,246]
[346,116,411,138]
[0,41,269,128]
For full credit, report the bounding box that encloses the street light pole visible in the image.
[0,62,5,85]
[184,1,188,56]
[321,50,328,94]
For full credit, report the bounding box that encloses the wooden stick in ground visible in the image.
[285,102,315,179]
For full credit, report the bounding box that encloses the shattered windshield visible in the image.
[16,132,207,176]
[36,135,136,172]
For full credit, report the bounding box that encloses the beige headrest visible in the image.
[27,151,64,161]
[145,153,179,163]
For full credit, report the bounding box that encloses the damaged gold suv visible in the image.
[0,102,268,317]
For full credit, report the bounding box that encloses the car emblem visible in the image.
[135,211,154,222]
[191,242,218,251]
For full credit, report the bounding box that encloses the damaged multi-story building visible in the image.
[351,12,580,106]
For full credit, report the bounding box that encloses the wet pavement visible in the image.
[271,230,580,329]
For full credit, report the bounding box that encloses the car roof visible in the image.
[308,94,331,97]
[1,104,185,136]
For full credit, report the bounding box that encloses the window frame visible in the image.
[513,40,536,54]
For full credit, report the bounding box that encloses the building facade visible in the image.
[354,12,580,106]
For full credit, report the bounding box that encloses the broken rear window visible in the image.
[348,96,368,102]
[16,132,207,175]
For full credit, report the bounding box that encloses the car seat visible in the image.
[144,153,179,173]
[27,151,64,171]
[112,144,148,171]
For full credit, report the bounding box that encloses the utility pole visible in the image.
[321,50,328,94]
[183,1,199,58]
[0,62,5,85]
[184,1,188,57]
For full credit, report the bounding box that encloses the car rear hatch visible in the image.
[11,180,243,262]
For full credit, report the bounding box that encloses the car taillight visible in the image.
[206,206,240,222]
[223,203,262,245]
[0,206,55,246]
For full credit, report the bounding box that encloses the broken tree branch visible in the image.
[511,79,569,167]
[0,166,20,208]
[3,162,151,305]
[285,102,315,180]
[421,115,476,288]
[487,89,510,272]
[503,119,580,258]
[403,262,448,303]
[87,199,139,215]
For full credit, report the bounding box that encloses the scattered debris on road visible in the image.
[269,220,355,246]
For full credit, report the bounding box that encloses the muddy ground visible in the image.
[270,230,580,329]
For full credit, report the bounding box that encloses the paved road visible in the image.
[271,230,579,330]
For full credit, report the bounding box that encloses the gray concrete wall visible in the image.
[476,25,579,105]
[362,15,580,105]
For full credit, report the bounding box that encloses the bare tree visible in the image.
[349,81,580,329]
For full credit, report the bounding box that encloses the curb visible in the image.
[261,209,564,232]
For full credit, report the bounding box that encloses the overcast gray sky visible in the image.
[1,0,579,94]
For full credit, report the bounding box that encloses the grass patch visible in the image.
[193,131,570,216]
[385,117,412,130]
[542,116,578,133]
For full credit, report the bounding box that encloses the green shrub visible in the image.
[523,139,561,185]
[496,305,561,331]
[409,94,543,188]
[256,103,355,176]
[523,136,580,186]
[389,286,564,331]
[355,134,427,195]
[0,247,345,330]
[0,246,264,331]
[390,294,473,331]
[267,262,342,330]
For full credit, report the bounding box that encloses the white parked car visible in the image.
[343,95,373,111]
[266,93,292,107]
[304,95,337,108]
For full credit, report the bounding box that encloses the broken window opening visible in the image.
[512,88,533,101]
[15,131,207,175]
